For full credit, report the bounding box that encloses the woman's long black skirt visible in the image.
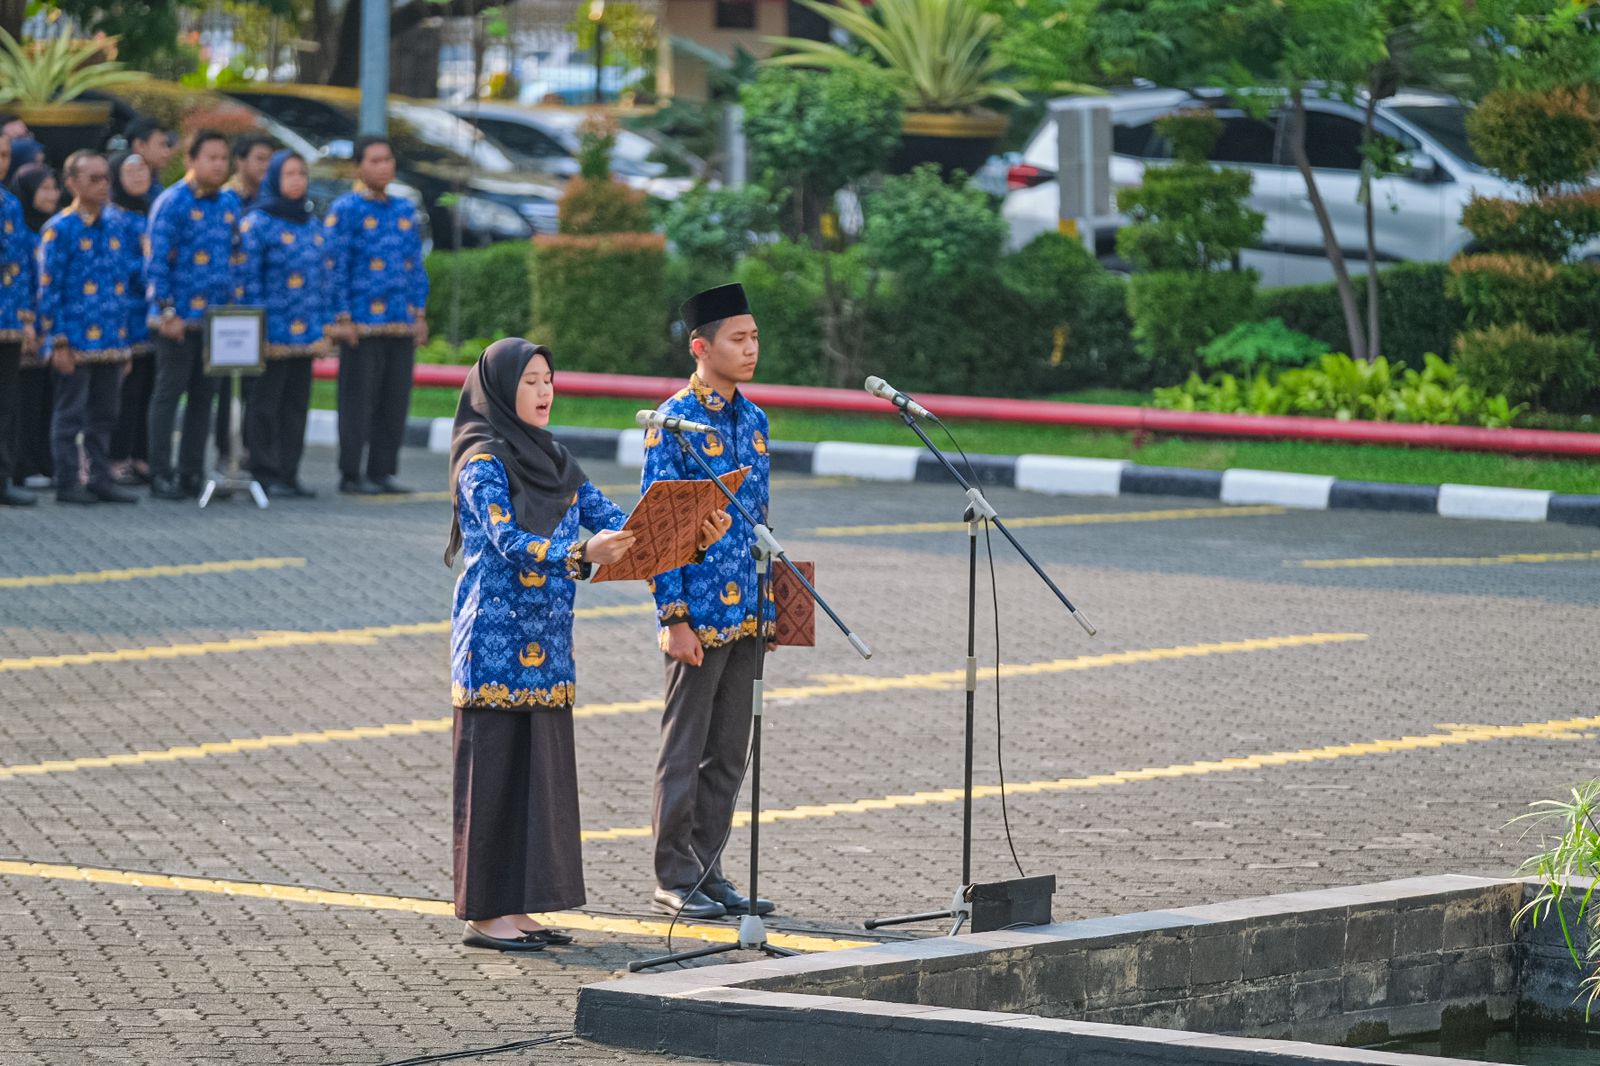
[452,705,586,921]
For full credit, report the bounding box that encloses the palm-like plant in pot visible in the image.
[0,28,140,164]
[764,0,1023,176]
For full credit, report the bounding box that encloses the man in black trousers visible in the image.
[325,136,429,495]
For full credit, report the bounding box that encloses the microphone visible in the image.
[863,376,935,421]
[636,409,716,435]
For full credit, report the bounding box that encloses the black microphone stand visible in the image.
[865,406,1095,935]
[630,429,872,972]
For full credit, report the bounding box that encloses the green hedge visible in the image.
[1447,254,1600,336]
[425,241,534,343]
[1260,262,1461,366]
[1453,323,1600,414]
[531,234,671,374]
[1127,269,1257,386]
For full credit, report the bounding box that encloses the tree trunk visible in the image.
[1289,89,1368,362]
[1360,93,1381,361]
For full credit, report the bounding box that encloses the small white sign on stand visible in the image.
[201,308,269,510]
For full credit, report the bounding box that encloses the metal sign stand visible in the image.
[199,371,267,509]
[198,308,268,510]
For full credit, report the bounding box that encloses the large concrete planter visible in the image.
[12,100,112,167]
[891,108,1008,177]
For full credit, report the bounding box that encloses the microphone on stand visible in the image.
[863,375,936,421]
[636,409,716,435]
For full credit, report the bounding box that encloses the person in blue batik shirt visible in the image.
[444,338,732,953]
[106,150,155,487]
[0,133,39,506]
[37,151,140,505]
[325,135,429,496]
[144,129,241,501]
[641,283,778,922]
[7,163,57,490]
[235,150,328,498]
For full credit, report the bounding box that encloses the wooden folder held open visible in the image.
[590,467,751,583]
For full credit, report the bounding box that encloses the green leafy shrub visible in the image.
[1453,323,1600,414]
[557,176,653,235]
[1116,166,1263,272]
[425,241,533,345]
[862,164,1007,283]
[1199,318,1329,376]
[1261,263,1461,366]
[1511,782,1600,1018]
[1467,85,1600,194]
[1153,353,1525,428]
[575,111,618,181]
[1447,254,1600,335]
[417,334,506,365]
[1461,191,1600,260]
[733,239,853,387]
[1126,270,1257,386]
[531,234,670,374]
[663,183,780,270]
[1156,111,1222,165]
[998,233,1136,390]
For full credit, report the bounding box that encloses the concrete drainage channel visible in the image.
[575,875,1594,1066]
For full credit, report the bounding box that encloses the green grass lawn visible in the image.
[310,380,1600,495]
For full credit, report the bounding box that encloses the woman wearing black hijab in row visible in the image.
[107,151,155,485]
[9,163,59,487]
[235,150,328,497]
[446,338,731,951]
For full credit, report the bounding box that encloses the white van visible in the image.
[998,88,1527,287]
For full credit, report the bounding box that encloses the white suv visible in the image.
[1000,88,1526,287]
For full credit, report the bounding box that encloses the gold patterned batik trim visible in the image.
[657,601,690,624]
[0,329,22,343]
[353,322,418,338]
[694,614,776,649]
[264,342,327,360]
[564,543,586,581]
[59,346,133,364]
[688,372,729,413]
[452,681,576,710]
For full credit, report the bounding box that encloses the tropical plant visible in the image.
[1199,318,1330,376]
[1511,783,1600,1017]
[764,0,1025,113]
[0,28,140,106]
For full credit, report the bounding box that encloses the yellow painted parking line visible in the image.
[0,603,653,676]
[809,505,1286,537]
[0,860,868,952]
[0,556,306,589]
[1298,550,1600,570]
[0,633,1365,781]
[581,712,1600,841]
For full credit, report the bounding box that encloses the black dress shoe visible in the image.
[178,474,203,497]
[0,486,37,506]
[150,477,188,501]
[652,886,727,920]
[523,928,574,946]
[87,482,139,504]
[460,924,547,952]
[263,481,297,499]
[369,476,412,495]
[56,485,99,505]
[339,477,382,496]
[704,881,775,916]
[282,480,317,498]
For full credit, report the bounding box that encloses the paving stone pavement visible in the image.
[2,443,1599,1064]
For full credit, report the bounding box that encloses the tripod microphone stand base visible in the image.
[863,886,971,936]
[626,914,799,972]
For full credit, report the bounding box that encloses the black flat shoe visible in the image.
[369,476,412,495]
[87,482,140,504]
[705,881,775,917]
[522,928,574,945]
[652,886,727,920]
[339,477,382,496]
[0,486,37,506]
[461,924,547,952]
[56,485,99,505]
[150,477,187,501]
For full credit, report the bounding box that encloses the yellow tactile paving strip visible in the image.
[0,556,307,589]
[809,505,1287,537]
[1298,550,1600,569]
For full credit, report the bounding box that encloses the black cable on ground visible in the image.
[374,1031,575,1066]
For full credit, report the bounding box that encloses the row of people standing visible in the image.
[0,126,429,506]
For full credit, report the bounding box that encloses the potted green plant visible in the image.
[764,0,1023,177]
[0,28,140,165]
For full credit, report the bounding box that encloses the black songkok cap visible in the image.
[680,283,752,334]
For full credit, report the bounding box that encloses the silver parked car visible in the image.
[1000,88,1531,287]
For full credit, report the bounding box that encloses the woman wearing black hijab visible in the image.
[445,338,728,951]
[107,151,155,484]
[9,163,59,487]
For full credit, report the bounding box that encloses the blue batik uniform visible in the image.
[110,208,149,353]
[234,210,330,357]
[641,373,775,649]
[38,206,135,362]
[451,455,627,709]
[0,188,34,344]
[144,179,241,327]
[324,186,428,337]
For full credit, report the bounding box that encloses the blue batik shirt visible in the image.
[144,178,241,327]
[324,186,428,337]
[234,210,330,358]
[451,455,628,710]
[110,208,149,352]
[37,205,135,362]
[641,373,776,649]
[0,188,33,343]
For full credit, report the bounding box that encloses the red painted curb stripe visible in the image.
[310,359,1600,458]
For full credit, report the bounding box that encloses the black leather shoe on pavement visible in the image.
[369,476,412,495]
[652,886,727,919]
[178,474,203,498]
[704,881,775,916]
[460,923,547,952]
[0,486,37,506]
[281,480,317,498]
[339,477,382,496]
[150,477,187,501]
[87,482,139,503]
[56,485,98,505]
